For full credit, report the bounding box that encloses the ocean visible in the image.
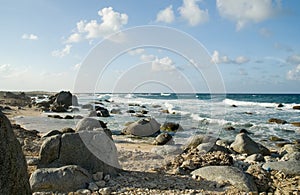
[15,93,300,148]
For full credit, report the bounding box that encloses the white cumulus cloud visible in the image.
[67,7,128,43]
[66,33,82,43]
[22,33,38,40]
[211,50,249,64]
[216,0,281,30]
[287,64,300,80]
[51,44,72,58]
[156,5,175,23]
[178,0,209,26]
[211,50,231,64]
[152,56,176,72]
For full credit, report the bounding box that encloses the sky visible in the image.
[0,0,300,93]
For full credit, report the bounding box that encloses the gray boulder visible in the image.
[153,133,172,145]
[42,130,62,138]
[245,153,264,162]
[39,135,61,165]
[38,131,120,175]
[30,165,92,192]
[75,117,104,131]
[230,133,270,155]
[0,112,31,195]
[262,161,300,175]
[183,135,217,151]
[196,142,229,154]
[122,118,160,137]
[191,166,257,192]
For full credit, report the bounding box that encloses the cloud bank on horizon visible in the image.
[0,0,299,93]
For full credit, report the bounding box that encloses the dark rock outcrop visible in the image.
[0,112,31,194]
[54,91,78,107]
[292,105,300,110]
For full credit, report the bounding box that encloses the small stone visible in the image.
[246,154,265,162]
[75,189,91,195]
[98,187,111,195]
[269,136,284,142]
[103,174,110,182]
[27,157,40,166]
[92,172,103,181]
[268,118,288,124]
[88,182,99,191]
[32,192,53,195]
[95,180,106,188]
[61,127,75,134]
[224,126,235,131]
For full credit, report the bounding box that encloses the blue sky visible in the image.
[0,0,300,93]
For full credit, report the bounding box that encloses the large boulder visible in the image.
[75,117,112,139]
[30,165,92,193]
[122,118,160,137]
[0,112,31,195]
[53,91,79,108]
[39,134,61,165]
[75,117,104,131]
[262,161,300,175]
[183,135,217,151]
[95,106,110,117]
[191,166,257,192]
[153,133,173,145]
[230,133,270,155]
[38,131,120,175]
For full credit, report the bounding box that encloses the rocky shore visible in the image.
[0,91,299,194]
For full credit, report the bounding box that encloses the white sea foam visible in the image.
[223,98,277,108]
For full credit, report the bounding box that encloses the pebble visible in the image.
[95,180,106,188]
[92,172,104,181]
[74,189,91,195]
[98,187,112,195]
[88,182,99,191]
[104,174,111,182]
